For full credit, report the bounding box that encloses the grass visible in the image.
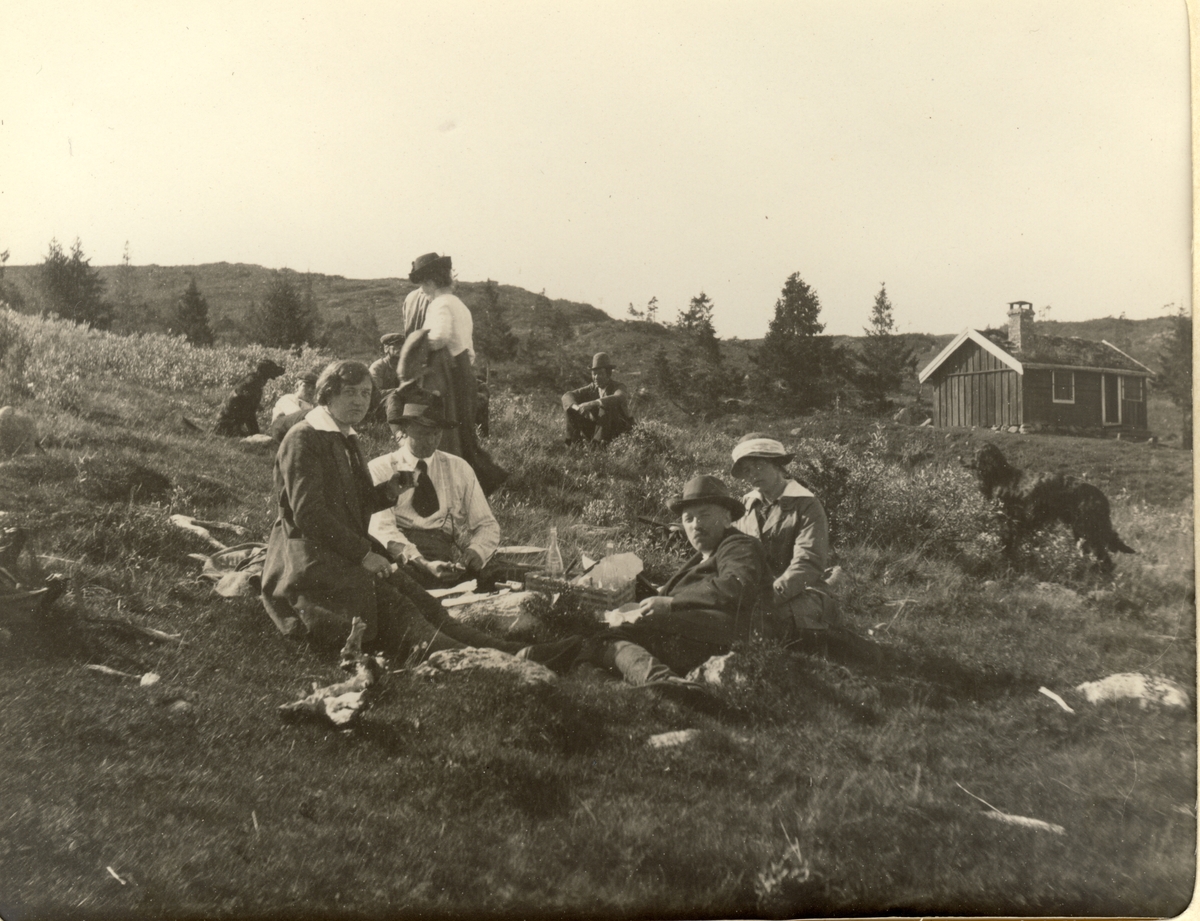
[0,311,1194,919]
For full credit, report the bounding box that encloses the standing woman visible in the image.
[260,360,412,650]
[730,434,841,648]
[409,252,507,493]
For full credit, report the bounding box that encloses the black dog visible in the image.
[973,443,1135,572]
[213,359,285,437]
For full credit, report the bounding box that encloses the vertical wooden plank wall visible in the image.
[931,342,1019,428]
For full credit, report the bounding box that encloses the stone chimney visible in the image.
[1007,301,1033,352]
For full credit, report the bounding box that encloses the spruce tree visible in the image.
[472,280,519,362]
[39,238,111,329]
[1156,308,1192,445]
[754,272,845,411]
[855,284,916,411]
[174,277,214,346]
[251,272,314,349]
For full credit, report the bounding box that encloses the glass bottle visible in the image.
[605,540,616,558]
[546,526,565,578]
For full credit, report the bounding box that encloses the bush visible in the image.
[0,308,31,403]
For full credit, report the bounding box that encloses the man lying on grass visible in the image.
[579,475,770,691]
[260,361,579,672]
[367,390,504,590]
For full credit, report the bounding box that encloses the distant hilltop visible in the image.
[1,261,1176,377]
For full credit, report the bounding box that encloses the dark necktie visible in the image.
[412,459,440,517]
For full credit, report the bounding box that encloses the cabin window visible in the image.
[1123,377,1144,402]
[1052,370,1075,403]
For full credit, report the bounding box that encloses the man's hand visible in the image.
[383,469,416,502]
[362,551,395,578]
[419,558,465,581]
[637,595,673,619]
[461,549,485,574]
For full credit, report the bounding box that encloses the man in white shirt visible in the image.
[271,371,317,422]
[368,391,501,588]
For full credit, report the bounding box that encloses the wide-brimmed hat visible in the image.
[385,390,456,429]
[409,252,452,284]
[297,371,319,385]
[380,332,405,347]
[591,351,616,370]
[397,328,431,385]
[731,435,795,477]
[667,475,745,517]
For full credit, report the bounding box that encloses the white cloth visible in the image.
[423,293,475,363]
[367,445,499,565]
[305,405,355,436]
[271,393,313,421]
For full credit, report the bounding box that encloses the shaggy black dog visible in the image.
[973,443,1135,572]
[213,359,285,437]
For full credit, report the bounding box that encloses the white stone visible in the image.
[139,672,161,687]
[1076,673,1189,709]
[647,729,701,749]
[686,652,747,687]
[448,591,543,635]
[412,647,556,686]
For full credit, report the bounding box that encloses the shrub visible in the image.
[0,308,30,403]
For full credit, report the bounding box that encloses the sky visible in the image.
[1,1,1191,338]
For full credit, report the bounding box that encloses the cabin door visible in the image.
[1101,374,1121,425]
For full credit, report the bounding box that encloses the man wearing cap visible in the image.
[561,352,635,446]
[730,434,840,645]
[582,475,770,689]
[367,390,501,588]
[370,334,405,395]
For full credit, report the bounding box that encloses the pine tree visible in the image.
[675,291,720,360]
[39,238,111,329]
[1157,307,1192,445]
[251,271,314,349]
[174,277,214,346]
[855,284,916,411]
[472,280,519,362]
[753,272,845,411]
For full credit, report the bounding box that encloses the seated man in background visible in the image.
[368,332,405,422]
[271,371,317,421]
[368,391,502,589]
[561,351,634,446]
[580,475,769,690]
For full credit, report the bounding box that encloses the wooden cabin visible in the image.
[918,302,1153,435]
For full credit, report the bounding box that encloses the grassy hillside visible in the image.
[0,309,1193,918]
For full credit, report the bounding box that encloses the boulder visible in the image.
[1076,673,1189,709]
[0,406,37,457]
[413,647,556,686]
[892,405,930,425]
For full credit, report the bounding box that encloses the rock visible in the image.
[647,729,701,749]
[919,418,933,427]
[1007,426,1019,434]
[789,427,804,437]
[168,700,193,714]
[448,591,544,636]
[0,406,37,458]
[413,647,556,686]
[1075,673,1189,709]
[241,434,276,446]
[686,652,747,687]
[892,406,930,425]
[139,672,161,687]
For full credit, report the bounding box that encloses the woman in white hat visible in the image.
[730,433,840,646]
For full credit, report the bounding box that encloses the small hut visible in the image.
[918,302,1153,435]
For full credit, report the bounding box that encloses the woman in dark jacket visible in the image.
[260,360,411,648]
[261,360,580,668]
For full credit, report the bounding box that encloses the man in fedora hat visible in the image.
[581,474,770,689]
[561,351,634,445]
[368,390,502,588]
[730,434,841,646]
